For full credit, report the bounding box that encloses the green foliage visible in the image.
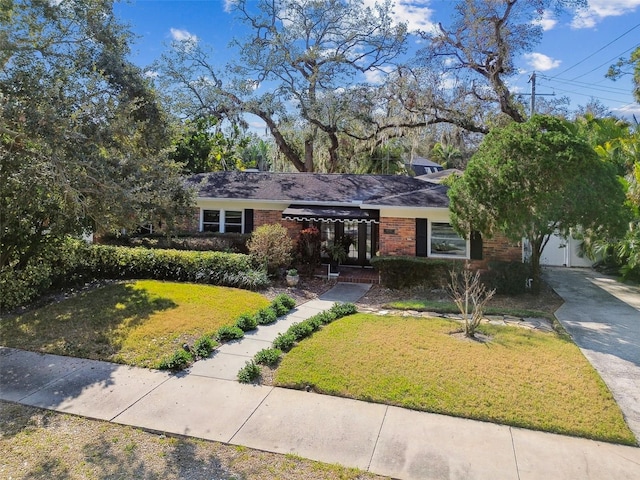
[480,261,532,295]
[235,313,258,331]
[104,233,250,254]
[271,302,357,353]
[273,332,297,352]
[329,303,357,317]
[370,256,454,289]
[247,224,293,274]
[254,348,282,366]
[449,115,629,291]
[288,321,315,341]
[255,306,278,325]
[273,293,296,310]
[170,116,251,174]
[1,0,191,276]
[215,325,245,342]
[158,349,193,370]
[237,360,261,383]
[88,245,268,289]
[193,336,217,359]
[315,311,338,325]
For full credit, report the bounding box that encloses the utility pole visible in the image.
[521,71,554,118]
[528,72,536,117]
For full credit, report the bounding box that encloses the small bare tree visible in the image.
[447,269,495,338]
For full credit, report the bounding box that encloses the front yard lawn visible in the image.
[274,313,636,446]
[0,280,269,368]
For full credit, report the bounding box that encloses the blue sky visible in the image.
[115,0,640,121]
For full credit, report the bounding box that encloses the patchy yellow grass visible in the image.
[0,280,269,368]
[274,313,636,446]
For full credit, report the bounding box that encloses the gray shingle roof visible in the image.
[185,171,449,208]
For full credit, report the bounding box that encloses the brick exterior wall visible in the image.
[469,234,522,270]
[182,208,522,267]
[254,209,301,240]
[378,217,415,256]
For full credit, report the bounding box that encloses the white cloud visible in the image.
[523,52,561,71]
[533,11,557,31]
[364,66,394,85]
[143,70,159,79]
[170,28,198,43]
[612,102,640,120]
[362,0,436,32]
[571,0,640,29]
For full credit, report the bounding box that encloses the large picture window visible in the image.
[201,209,243,233]
[429,222,468,258]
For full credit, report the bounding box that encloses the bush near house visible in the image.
[0,238,268,312]
[100,232,250,253]
[370,256,455,289]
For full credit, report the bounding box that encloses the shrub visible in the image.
[237,360,261,383]
[235,312,258,331]
[315,311,337,325]
[272,332,296,352]
[215,325,245,342]
[330,302,357,317]
[288,321,315,341]
[295,226,322,274]
[273,293,296,310]
[105,232,251,253]
[158,349,193,370]
[247,224,293,274]
[193,335,217,358]
[254,348,282,366]
[255,306,278,325]
[481,261,532,295]
[306,315,324,330]
[370,256,454,289]
[270,297,290,316]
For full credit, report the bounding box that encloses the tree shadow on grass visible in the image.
[0,282,177,362]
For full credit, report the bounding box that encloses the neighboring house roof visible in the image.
[416,168,463,184]
[405,156,444,176]
[186,171,450,209]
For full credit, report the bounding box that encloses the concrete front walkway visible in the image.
[2,281,640,479]
[543,267,640,442]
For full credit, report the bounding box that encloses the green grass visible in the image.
[0,280,270,368]
[387,299,553,320]
[274,313,636,446]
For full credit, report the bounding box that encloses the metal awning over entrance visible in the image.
[282,205,380,224]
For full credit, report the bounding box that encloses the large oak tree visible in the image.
[1,0,191,270]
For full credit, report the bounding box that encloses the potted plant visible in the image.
[285,268,299,286]
[323,242,347,274]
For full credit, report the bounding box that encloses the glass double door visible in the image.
[319,221,377,266]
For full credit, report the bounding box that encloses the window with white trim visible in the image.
[201,209,243,233]
[429,222,469,258]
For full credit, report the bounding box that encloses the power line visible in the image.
[550,22,640,79]
[538,73,634,95]
[569,44,639,81]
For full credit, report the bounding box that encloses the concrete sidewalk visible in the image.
[543,267,640,443]
[2,282,640,479]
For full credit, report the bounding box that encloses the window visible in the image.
[224,210,243,233]
[202,210,221,232]
[429,222,468,258]
[201,209,243,233]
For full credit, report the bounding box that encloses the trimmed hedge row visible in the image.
[101,232,250,254]
[1,238,268,312]
[159,293,297,371]
[370,256,456,289]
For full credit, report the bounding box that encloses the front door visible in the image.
[319,221,377,266]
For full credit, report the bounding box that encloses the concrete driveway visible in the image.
[543,267,640,442]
